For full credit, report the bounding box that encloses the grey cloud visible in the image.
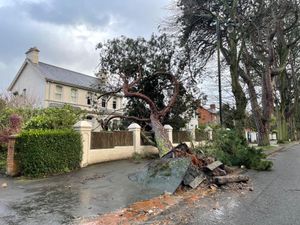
[19,0,170,29]
[25,0,112,27]
[0,0,172,91]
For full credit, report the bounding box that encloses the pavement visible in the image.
[0,142,299,225]
[262,141,299,156]
[0,160,162,225]
[144,143,300,225]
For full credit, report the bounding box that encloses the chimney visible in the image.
[210,104,216,110]
[25,47,39,64]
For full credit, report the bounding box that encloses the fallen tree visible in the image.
[93,34,198,157]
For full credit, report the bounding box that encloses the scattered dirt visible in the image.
[79,180,250,225]
[78,167,252,225]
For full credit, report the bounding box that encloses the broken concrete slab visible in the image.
[183,164,205,185]
[206,161,223,171]
[129,158,191,194]
[189,175,206,189]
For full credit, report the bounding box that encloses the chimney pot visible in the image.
[25,47,39,64]
[210,104,216,110]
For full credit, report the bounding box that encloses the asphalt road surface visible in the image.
[146,144,300,225]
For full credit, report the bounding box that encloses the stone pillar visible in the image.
[164,124,173,143]
[74,121,92,168]
[6,135,18,176]
[128,123,141,153]
[188,128,196,141]
[205,126,213,141]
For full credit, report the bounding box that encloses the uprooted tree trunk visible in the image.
[150,114,173,157]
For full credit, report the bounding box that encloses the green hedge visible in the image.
[15,129,82,177]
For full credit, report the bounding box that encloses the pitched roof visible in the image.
[198,106,217,115]
[35,62,100,91]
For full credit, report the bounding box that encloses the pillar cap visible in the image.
[128,123,141,129]
[204,126,213,131]
[163,124,173,130]
[73,120,92,129]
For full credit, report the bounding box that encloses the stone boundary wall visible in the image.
[73,121,208,167]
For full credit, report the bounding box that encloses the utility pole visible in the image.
[216,19,223,126]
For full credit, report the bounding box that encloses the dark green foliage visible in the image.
[0,151,6,174]
[172,131,191,143]
[15,129,82,177]
[195,128,209,141]
[0,107,38,130]
[24,105,84,130]
[97,34,198,130]
[201,129,273,171]
[222,104,235,129]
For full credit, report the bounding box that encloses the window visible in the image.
[87,92,92,105]
[71,88,78,103]
[112,97,117,109]
[55,85,63,100]
[101,98,106,108]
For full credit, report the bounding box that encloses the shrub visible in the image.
[24,105,85,130]
[199,129,273,171]
[0,151,6,174]
[15,129,82,177]
[0,107,38,130]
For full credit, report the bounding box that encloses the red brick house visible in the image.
[197,104,218,125]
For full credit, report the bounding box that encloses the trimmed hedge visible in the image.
[15,129,82,177]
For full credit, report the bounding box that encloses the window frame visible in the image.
[112,97,117,109]
[55,85,63,101]
[101,98,106,108]
[87,92,92,105]
[71,88,78,103]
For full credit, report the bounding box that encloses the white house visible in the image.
[8,47,123,130]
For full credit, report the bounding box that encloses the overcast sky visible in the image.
[0,0,173,89]
[0,0,232,106]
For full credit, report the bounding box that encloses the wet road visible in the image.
[0,160,161,225]
[146,144,300,225]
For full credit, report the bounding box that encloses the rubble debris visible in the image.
[183,164,206,189]
[130,157,191,194]
[212,168,227,176]
[189,176,206,189]
[206,161,223,171]
[214,175,249,185]
[130,143,249,194]
[224,165,238,173]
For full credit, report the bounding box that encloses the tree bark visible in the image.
[214,174,249,185]
[121,71,180,157]
[221,44,247,135]
[240,67,270,146]
[150,114,173,157]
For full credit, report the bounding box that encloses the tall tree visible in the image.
[124,71,196,131]
[241,0,300,144]
[94,34,194,156]
[175,0,250,135]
